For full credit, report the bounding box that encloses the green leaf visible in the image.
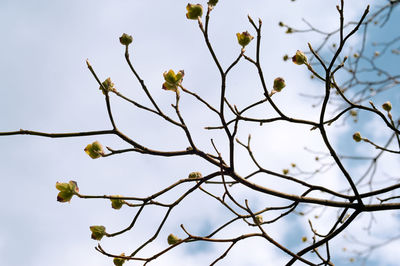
[90,225,106,240]
[84,141,104,159]
[162,69,184,92]
[99,77,115,94]
[55,181,79,203]
[236,31,254,48]
[186,4,203,20]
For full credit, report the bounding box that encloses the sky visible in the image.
[0,1,399,266]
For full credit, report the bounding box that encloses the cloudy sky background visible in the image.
[1,0,399,265]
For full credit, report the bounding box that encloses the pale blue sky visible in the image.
[0,1,399,266]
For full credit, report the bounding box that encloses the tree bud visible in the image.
[84,141,104,159]
[110,195,125,210]
[292,50,308,65]
[56,181,79,203]
[186,4,203,20]
[350,110,357,117]
[113,253,126,266]
[353,132,362,142]
[273,77,286,92]
[188,172,202,179]
[236,31,254,48]
[90,225,107,240]
[283,54,289,61]
[162,69,184,92]
[207,0,218,6]
[119,33,133,46]
[99,77,115,94]
[382,101,392,112]
[167,234,181,245]
[282,169,289,175]
[254,215,263,225]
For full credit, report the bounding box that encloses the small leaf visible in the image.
[236,31,254,48]
[55,181,79,203]
[99,77,115,94]
[90,225,107,241]
[84,141,104,159]
[186,4,203,20]
[162,69,184,92]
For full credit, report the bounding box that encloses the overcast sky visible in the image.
[0,1,399,266]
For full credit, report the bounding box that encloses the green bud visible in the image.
[99,77,115,94]
[119,33,133,46]
[278,21,284,27]
[90,225,107,241]
[56,181,79,203]
[207,0,218,6]
[111,195,125,210]
[113,253,126,266]
[282,169,289,175]
[382,101,392,112]
[283,54,289,61]
[167,234,181,245]
[353,132,362,142]
[162,69,184,92]
[292,50,308,65]
[286,27,293,34]
[84,141,104,159]
[273,77,286,92]
[350,110,357,117]
[186,4,203,20]
[188,172,202,179]
[236,31,254,48]
[254,215,263,225]
[302,236,307,242]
